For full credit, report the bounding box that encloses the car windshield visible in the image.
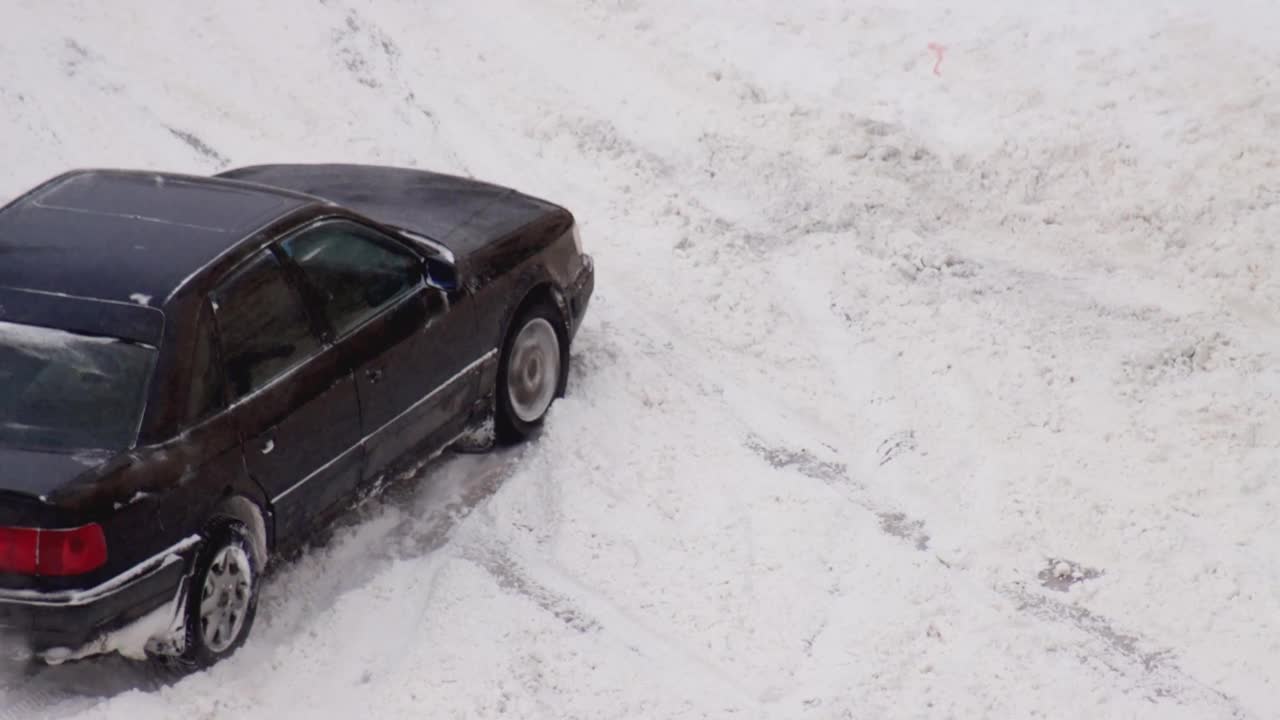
[0,320,155,452]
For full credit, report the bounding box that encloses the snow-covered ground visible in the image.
[2,0,1278,717]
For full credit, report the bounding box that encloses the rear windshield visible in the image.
[0,320,155,452]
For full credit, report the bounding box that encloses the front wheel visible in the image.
[496,303,567,443]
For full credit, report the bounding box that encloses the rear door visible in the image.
[279,219,478,480]
[212,249,363,544]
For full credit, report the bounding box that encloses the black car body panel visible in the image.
[215,164,566,262]
[0,165,594,659]
[0,449,113,509]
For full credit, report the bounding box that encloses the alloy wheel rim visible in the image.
[507,318,560,423]
[199,544,253,654]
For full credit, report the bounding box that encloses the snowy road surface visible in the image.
[2,1,1278,717]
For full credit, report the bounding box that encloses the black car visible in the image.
[0,164,594,667]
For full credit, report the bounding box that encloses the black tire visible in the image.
[177,520,261,669]
[496,302,568,444]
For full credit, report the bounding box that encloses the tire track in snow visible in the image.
[768,247,1255,713]
[248,450,520,652]
[0,657,168,720]
[457,538,767,714]
[609,282,1248,716]
[1002,584,1249,716]
[463,544,602,635]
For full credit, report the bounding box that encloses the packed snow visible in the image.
[1,0,1277,717]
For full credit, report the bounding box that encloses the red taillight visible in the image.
[38,525,108,576]
[0,524,107,576]
[0,527,38,575]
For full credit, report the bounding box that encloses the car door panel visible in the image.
[344,288,481,477]
[235,355,363,542]
[341,290,431,432]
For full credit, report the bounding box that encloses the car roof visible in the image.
[0,169,315,309]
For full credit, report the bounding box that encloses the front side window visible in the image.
[0,321,155,451]
[213,251,320,400]
[282,222,422,339]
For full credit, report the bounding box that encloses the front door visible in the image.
[212,249,363,544]
[279,220,478,479]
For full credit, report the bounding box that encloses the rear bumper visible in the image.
[567,254,594,339]
[0,538,195,660]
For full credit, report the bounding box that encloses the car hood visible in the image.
[215,163,566,261]
[0,446,107,500]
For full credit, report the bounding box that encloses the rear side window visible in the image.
[212,251,320,400]
[282,222,421,339]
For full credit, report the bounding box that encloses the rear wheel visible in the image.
[496,303,566,443]
[178,521,260,668]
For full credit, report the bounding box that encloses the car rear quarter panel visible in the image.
[34,412,255,593]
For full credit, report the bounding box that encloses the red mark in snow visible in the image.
[927,42,946,76]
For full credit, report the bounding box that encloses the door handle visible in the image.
[365,367,384,383]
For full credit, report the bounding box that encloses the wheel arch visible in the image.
[208,492,270,570]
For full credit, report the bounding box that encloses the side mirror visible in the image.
[395,228,459,292]
[424,256,459,291]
